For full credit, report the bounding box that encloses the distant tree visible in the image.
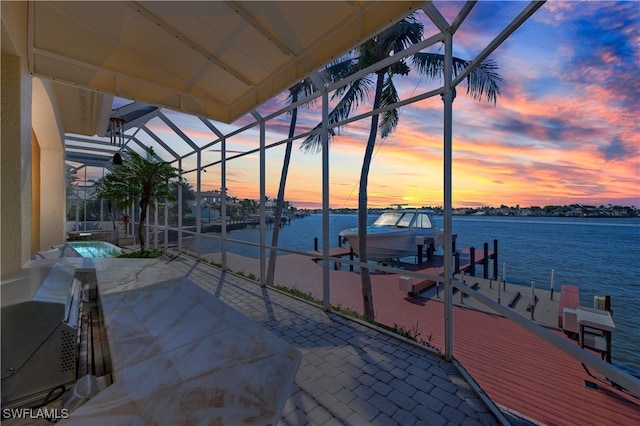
[94,175,121,230]
[170,180,196,221]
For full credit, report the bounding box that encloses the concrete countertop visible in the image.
[58,258,300,425]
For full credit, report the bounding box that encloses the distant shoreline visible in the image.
[314,204,639,218]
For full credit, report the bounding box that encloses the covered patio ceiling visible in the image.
[32,0,427,135]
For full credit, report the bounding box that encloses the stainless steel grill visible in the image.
[1,262,80,406]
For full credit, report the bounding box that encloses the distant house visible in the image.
[192,190,224,222]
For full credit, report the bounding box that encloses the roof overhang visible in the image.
[30,0,428,132]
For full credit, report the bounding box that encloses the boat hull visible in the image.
[340,226,443,261]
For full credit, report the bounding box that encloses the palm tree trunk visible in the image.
[108,201,116,230]
[359,72,385,321]
[266,104,298,286]
[139,197,149,253]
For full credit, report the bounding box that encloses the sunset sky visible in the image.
[123,1,638,210]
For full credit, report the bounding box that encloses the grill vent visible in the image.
[60,329,76,373]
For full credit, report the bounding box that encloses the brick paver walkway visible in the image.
[165,253,499,426]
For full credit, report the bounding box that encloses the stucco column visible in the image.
[1,51,32,273]
[32,78,67,251]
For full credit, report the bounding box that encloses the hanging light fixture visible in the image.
[109,117,126,147]
[112,152,123,165]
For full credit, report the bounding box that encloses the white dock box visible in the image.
[399,276,413,292]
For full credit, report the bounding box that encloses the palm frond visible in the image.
[377,14,423,56]
[379,73,400,139]
[459,58,502,104]
[286,57,359,116]
[287,78,316,109]
[324,57,359,83]
[413,53,502,105]
[95,148,178,210]
[411,52,446,80]
[301,75,374,153]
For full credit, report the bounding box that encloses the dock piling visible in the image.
[493,239,498,279]
[469,247,476,277]
[416,236,424,264]
[483,242,489,279]
[349,248,354,272]
[530,281,536,320]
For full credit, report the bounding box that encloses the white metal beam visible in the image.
[312,70,331,311]
[157,111,201,151]
[451,1,476,34]
[423,3,450,33]
[443,31,454,362]
[139,125,181,160]
[199,117,229,269]
[251,109,267,286]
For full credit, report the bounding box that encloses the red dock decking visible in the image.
[206,250,639,425]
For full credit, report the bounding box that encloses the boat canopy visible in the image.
[372,211,435,229]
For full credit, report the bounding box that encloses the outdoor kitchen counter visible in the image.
[60,258,301,425]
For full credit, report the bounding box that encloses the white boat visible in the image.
[339,208,445,261]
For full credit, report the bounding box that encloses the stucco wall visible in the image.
[32,78,67,251]
[1,55,33,273]
[1,2,32,273]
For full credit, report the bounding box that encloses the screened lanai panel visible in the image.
[199,163,222,193]
[220,127,263,158]
[64,148,119,168]
[199,149,223,172]
[225,153,261,201]
[65,149,112,169]
[65,135,117,150]
[161,110,219,149]
[65,143,120,172]
[138,117,190,160]
[133,130,179,162]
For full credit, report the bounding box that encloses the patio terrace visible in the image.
[4,1,639,424]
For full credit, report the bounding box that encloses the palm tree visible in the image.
[96,147,179,253]
[264,60,356,287]
[94,173,123,231]
[265,79,315,287]
[301,14,502,320]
